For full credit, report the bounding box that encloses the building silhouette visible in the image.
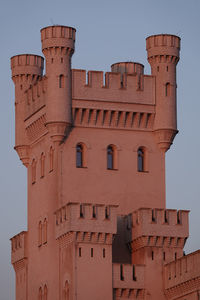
[10,25,200,300]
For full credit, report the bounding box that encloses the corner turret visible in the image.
[11,54,44,166]
[41,25,76,141]
[146,34,180,151]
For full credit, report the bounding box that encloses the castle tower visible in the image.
[11,54,44,166]
[146,34,180,151]
[41,25,76,142]
[10,26,200,300]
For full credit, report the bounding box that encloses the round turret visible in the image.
[40,25,76,141]
[146,34,180,61]
[111,62,144,76]
[11,54,44,80]
[146,34,181,152]
[41,25,76,56]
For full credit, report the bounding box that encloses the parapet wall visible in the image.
[55,203,118,239]
[113,263,145,289]
[10,231,27,264]
[164,250,200,290]
[131,208,189,244]
[113,263,145,298]
[25,77,46,119]
[72,69,155,105]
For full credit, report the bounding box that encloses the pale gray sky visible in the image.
[0,1,200,299]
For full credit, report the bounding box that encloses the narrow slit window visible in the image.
[91,248,93,257]
[107,145,114,170]
[151,251,154,260]
[120,264,124,281]
[40,153,45,178]
[43,218,47,244]
[76,144,83,168]
[92,206,96,218]
[163,252,166,261]
[132,265,137,281]
[105,206,110,219]
[165,82,170,96]
[38,221,42,247]
[103,248,105,258]
[79,247,82,257]
[137,148,144,172]
[59,74,64,88]
[49,147,54,172]
[32,159,36,184]
[80,204,84,218]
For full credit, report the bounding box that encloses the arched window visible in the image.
[39,287,42,300]
[43,218,47,244]
[40,153,45,178]
[137,148,144,172]
[64,281,69,300]
[44,284,48,300]
[76,144,83,168]
[49,147,54,172]
[38,221,42,247]
[107,145,114,170]
[32,159,36,184]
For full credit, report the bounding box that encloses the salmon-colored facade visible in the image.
[10,25,200,299]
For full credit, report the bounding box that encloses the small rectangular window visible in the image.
[91,248,93,257]
[79,247,82,257]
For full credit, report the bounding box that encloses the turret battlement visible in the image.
[111,62,144,76]
[55,203,118,240]
[10,231,27,264]
[72,69,155,105]
[41,25,76,53]
[131,208,189,250]
[146,34,180,61]
[164,250,200,298]
[113,263,145,295]
[11,54,44,80]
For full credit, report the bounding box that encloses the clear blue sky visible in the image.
[0,0,200,299]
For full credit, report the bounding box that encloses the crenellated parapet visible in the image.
[72,69,155,105]
[164,250,200,299]
[55,203,118,240]
[25,76,46,119]
[146,34,180,66]
[130,208,189,251]
[113,263,145,299]
[10,231,28,265]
